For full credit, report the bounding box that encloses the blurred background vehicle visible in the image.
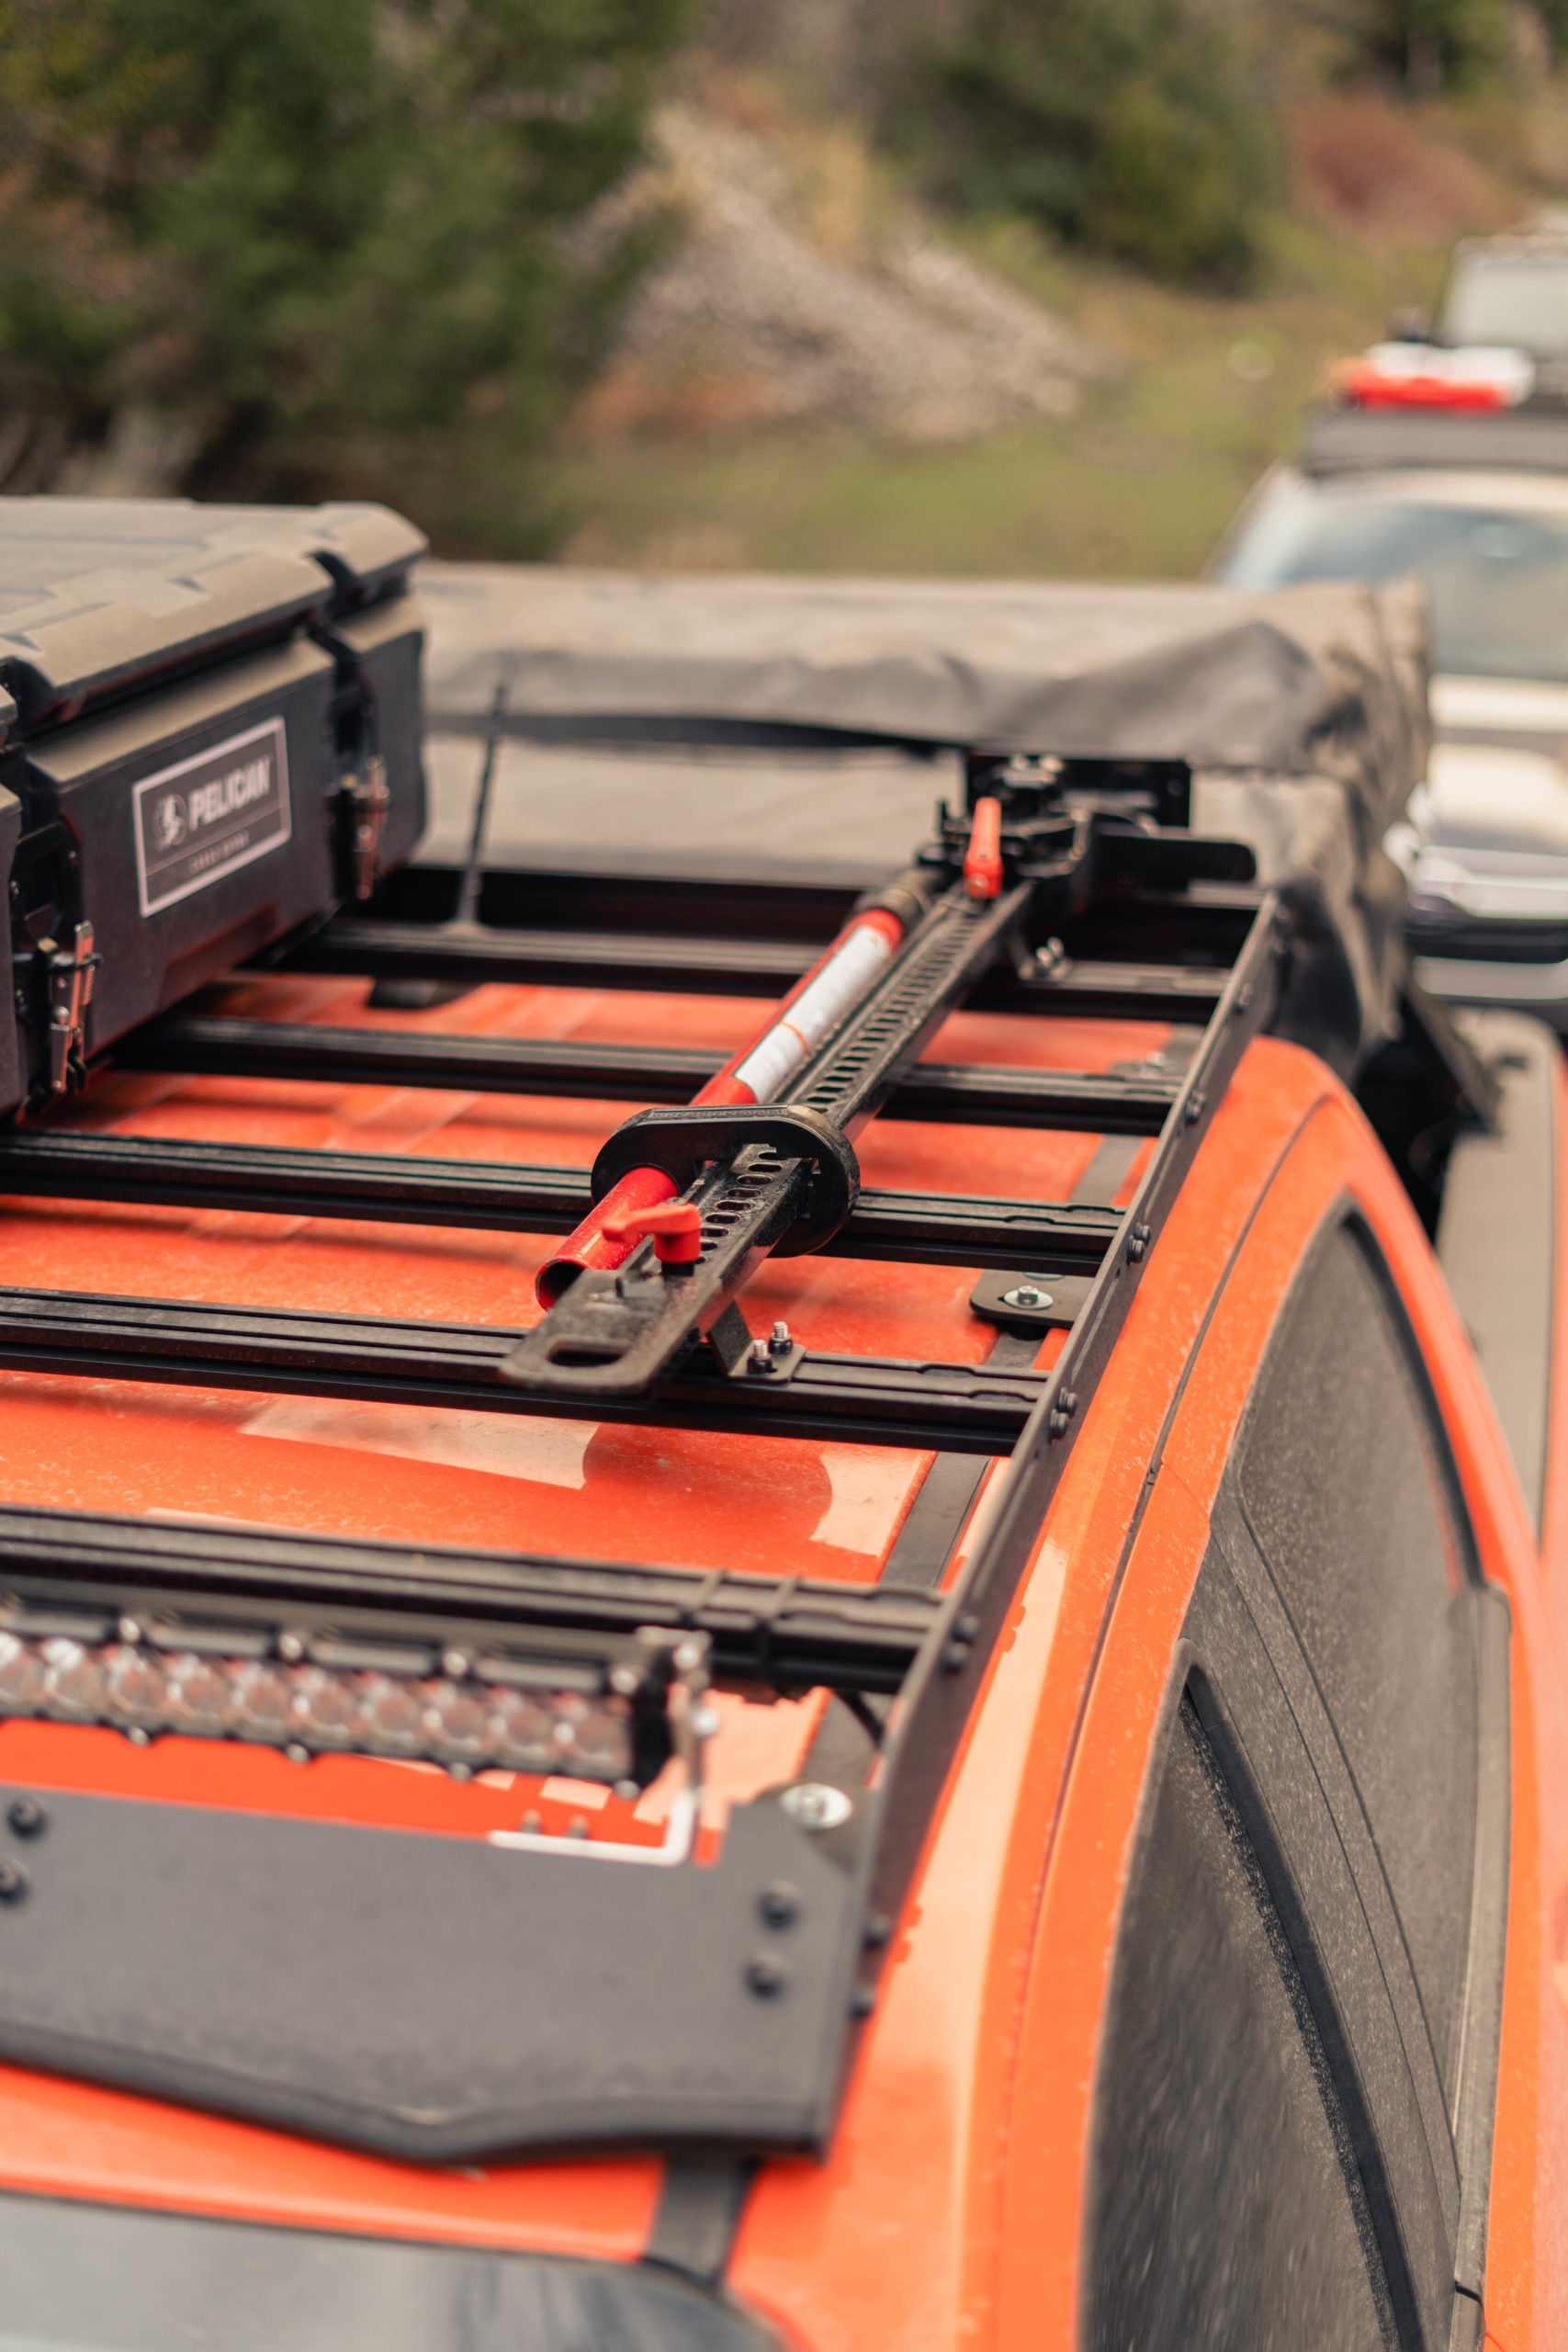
[1434,220,1568,360]
[1213,417,1568,1024]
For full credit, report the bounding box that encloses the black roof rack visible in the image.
[1303,401,1568,477]
[0,745,1489,2165]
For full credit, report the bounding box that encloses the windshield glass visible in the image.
[0,2193,773,2352]
[1216,478,1568,684]
[1442,255,1568,355]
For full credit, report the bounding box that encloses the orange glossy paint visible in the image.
[0,963,1560,2352]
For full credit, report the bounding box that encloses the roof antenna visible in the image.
[454,677,509,931]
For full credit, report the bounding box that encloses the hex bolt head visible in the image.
[276,1631,307,1664]
[6,1798,45,1839]
[746,1953,790,1997]
[999,1283,1051,1311]
[747,1338,773,1374]
[768,1320,793,1354]
[779,1781,852,1833]
[0,1860,27,1903]
[759,1880,800,1928]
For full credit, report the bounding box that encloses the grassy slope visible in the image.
[556,89,1551,581]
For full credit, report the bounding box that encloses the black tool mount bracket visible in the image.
[591,1102,861,1256]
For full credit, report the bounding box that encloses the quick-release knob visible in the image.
[602,1201,703,1266]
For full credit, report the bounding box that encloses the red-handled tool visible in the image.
[602,1201,703,1266]
[963,797,1003,901]
[535,904,905,1304]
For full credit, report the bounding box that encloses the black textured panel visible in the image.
[0,1784,856,2161]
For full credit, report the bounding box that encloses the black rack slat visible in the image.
[280,919,809,998]
[0,1505,942,1694]
[0,1286,1042,1453]
[0,1131,1123,1271]
[117,1016,1179,1135]
[276,914,1229,1023]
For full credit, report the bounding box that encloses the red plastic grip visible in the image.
[602,1201,703,1264]
[964,796,1004,900]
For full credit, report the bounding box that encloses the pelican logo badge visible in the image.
[133,718,292,916]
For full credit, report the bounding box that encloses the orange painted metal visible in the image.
[0,959,1561,2352]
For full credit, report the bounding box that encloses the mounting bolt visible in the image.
[850,1984,876,2018]
[277,1631,307,1664]
[747,1338,773,1374]
[1127,1222,1151,1264]
[759,1880,800,1928]
[609,1663,641,1698]
[441,1649,471,1680]
[1183,1089,1207,1125]
[1000,1283,1051,1311]
[780,1781,852,1833]
[768,1319,793,1354]
[117,1616,142,1646]
[746,1953,790,1998]
[6,1798,45,1839]
[672,1638,705,1675]
[0,1860,27,1903]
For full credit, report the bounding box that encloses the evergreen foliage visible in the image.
[908,0,1277,288]
[0,0,692,545]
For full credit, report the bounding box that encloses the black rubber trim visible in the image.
[643,2157,759,2285]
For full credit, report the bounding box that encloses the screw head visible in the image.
[999,1283,1051,1311]
[768,1320,792,1354]
[747,1338,772,1374]
[0,1860,27,1903]
[441,1649,470,1680]
[117,1616,142,1646]
[6,1797,45,1840]
[780,1781,852,1833]
[745,1953,790,1998]
[759,1880,800,1928]
[276,1631,306,1664]
[609,1663,641,1699]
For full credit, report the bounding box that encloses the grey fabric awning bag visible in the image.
[420,565,1432,1073]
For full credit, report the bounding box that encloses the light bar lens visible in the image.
[0,1630,637,1783]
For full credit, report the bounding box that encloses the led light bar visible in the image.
[0,1615,705,1789]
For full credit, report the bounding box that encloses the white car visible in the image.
[1214,442,1568,1025]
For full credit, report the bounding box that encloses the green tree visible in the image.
[1346,0,1510,87]
[0,0,692,547]
[907,0,1276,288]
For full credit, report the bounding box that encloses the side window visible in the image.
[1236,1221,1479,2095]
[1086,1695,1395,2352]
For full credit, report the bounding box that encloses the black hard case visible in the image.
[0,499,425,1107]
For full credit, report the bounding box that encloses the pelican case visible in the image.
[0,497,426,1114]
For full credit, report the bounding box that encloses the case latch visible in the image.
[341,756,390,902]
[44,922,100,1094]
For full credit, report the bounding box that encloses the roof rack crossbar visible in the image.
[0,1286,1043,1453]
[275,914,1231,1023]
[0,1132,1123,1270]
[0,1504,942,1694]
[116,1016,1181,1135]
